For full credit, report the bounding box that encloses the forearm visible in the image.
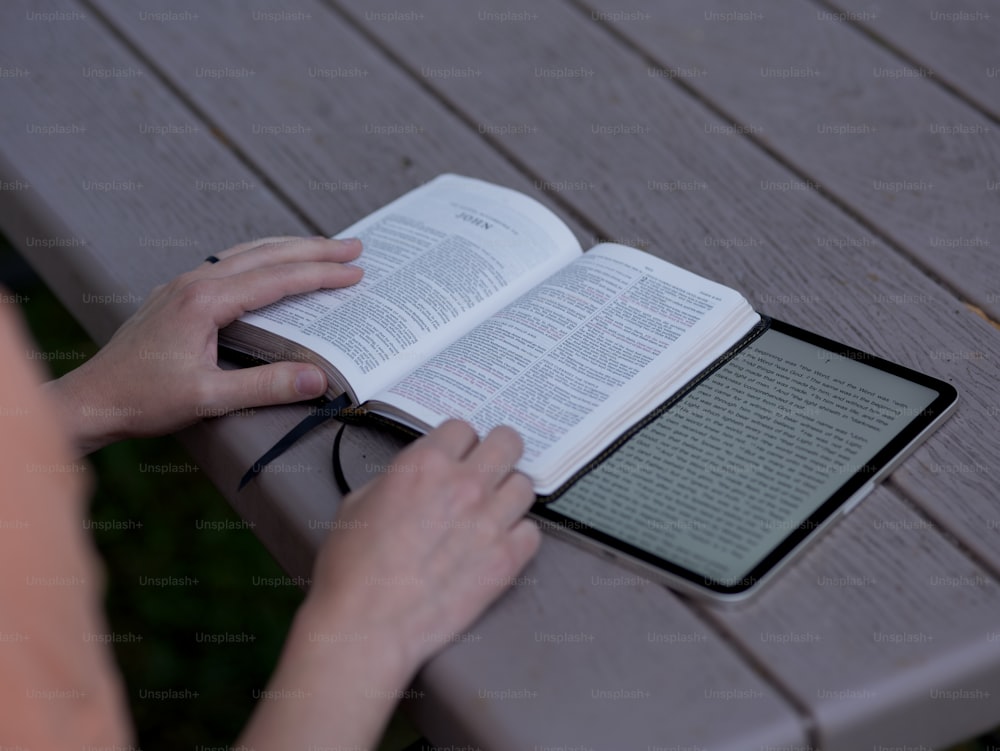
[237,597,415,751]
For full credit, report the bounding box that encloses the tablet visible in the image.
[532,319,958,602]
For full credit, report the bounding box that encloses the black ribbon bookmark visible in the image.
[238,393,353,490]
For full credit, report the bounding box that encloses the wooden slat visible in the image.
[2,1,810,749]
[407,536,806,751]
[0,4,304,341]
[576,0,1000,322]
[824,0,1000,121]
[697,486,1000,751]
[86,0,570,239]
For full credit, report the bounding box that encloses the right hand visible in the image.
[305,420,541,676]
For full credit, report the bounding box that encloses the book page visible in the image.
[374,244,757,491]
[547,328,940,585]
[234,175,581,402]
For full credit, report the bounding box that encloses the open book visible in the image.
[221,175,760,496]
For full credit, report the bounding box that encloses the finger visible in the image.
[417,419,480,461]
[200,361,328,413]
[510,518,542,562]
[199,236,303,266]
[215,235,311,259]
[206,237,363,276]
[487,471,537,530]
[193,261,364,326]
[153,237,359,302]
[490,518,542,584]
[464,425,524,489]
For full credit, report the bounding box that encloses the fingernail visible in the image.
[295,368,325,396]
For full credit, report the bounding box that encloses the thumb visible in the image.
[208,362,328,412]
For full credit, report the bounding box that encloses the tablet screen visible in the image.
[540,320,954,595]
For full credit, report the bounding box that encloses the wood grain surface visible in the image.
[825,0,1000,121]
[2,0,999,748]
[577,0,1000,321]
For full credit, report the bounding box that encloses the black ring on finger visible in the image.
[204,255,221,264]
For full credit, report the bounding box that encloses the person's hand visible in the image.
[45,236,363,455]
[239,423,539,750]
[304,420,541,678]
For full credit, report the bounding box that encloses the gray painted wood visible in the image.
[696,486,1000,751]
[87,0,574,242]
[329,0,1000,746]
[826,0,1000,121]
[1,1,809,749]
[575,0,1000,322]
[0,4,306,340]
[338,424,809,751]
[407,535,804,751]
[334,0,1000,573]
[4,0,1000,747]
[0,0,338,591]
[345,426,1000,751]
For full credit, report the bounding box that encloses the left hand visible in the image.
[45,236,363,455]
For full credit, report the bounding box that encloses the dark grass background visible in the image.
[2,234,997,751]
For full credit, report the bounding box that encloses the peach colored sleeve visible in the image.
[0,299,134,748]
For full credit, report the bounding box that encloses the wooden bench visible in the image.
[2,1,998,749]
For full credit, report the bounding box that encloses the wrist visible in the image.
[293,592,416,689]
[43,360,131,455]
[236,594,417,751]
